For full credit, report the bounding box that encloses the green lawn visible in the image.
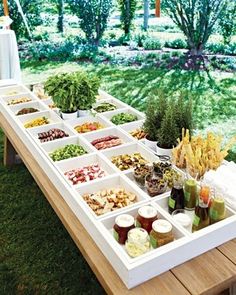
[22,61,236,153]
[0,128,105,294]
[1,62,236,294]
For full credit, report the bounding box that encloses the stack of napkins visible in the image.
[203,162,236,210]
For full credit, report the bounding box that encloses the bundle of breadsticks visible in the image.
[172,129,236,179]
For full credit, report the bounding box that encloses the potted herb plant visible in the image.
[44,71,100,119]
[156,103,179,156]
[44,72,79,120]
[143,93,167,151]
[155,93,193,156]
[76,71,100,117]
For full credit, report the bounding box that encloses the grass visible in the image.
[1,61,236,293]
[0,129,105,294]
[22,61,236,150]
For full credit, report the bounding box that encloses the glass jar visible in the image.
[113,214,135,244]
[172,209,192,231]
[125,228,150,257]
[168,175,185,214]
[184,175,198,210]
[136,205,158,233]
[133,164,152,187]
[210,193,226,224]
[192,186,211,232]
[150,219,174,249]
[145,173,167,197]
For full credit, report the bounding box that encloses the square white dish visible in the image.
[55,152,118,187]
[17,110,61,128]
[0,84,29,97]
[8,100,48,116]
[81,126,135,150]
[66,115,113,134]
[0,92,38,106]
[40,135,95,161]
[27,122,77,143]
[101,142,160,172]
[92,98,128,113]
[101,108,145,126]
[75,174,149,219]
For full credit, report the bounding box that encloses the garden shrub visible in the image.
[165,38,187,49]
[143,38,163,50]
[206,42,236,55]
[132,32,149,47]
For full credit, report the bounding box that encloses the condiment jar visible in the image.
[125,228,150,257]
[136,205,158,233]
[113,214,135,244]
[172,209,192,231]
[133,164,152,187]
[184,174,198,210]
[150,220,174,249]
[168,175,185,214]
[210,193,226,224]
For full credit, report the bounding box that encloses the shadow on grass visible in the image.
[91,65,236,127]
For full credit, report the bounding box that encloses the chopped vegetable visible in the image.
[74,122,104,133]
[93,102,117,113]
[49,144,87,161]
[111,113,138,125]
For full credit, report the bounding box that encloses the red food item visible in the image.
[64,164,106,185]
[91,135,119,146]
[91,135,123,150]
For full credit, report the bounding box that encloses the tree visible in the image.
[67,0,112,45]
[219,2,236,45]
[0,0,42,39]
[143,0,149,31]
[162,0,229,55]
[118,0,137,36]
[57,0,64,33]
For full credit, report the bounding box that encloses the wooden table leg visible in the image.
[3,134,17,166]
[230,283,236,295]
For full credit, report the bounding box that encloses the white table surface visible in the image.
[0,30,21,82]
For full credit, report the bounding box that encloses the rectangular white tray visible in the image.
[1,86,236,289]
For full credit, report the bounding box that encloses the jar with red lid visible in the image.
[113,214,135,244]
[136,205,158,233]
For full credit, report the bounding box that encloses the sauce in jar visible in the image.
[184,179,198,210]
[210,196,226,224]
[150,219,174,249]
[113,214,135,244]
[125,228,150,257]
[136,205,158,233]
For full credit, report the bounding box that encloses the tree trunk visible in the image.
[57,0,64,33]
[143,0,149,31]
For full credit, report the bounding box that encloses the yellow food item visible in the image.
[172,129,236,179]
[24,116,50,128]
[130,128,147,140]
[7,97,32,105]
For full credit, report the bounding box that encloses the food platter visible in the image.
[0,84,236,289]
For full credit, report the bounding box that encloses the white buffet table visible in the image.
[0,30,21,82]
